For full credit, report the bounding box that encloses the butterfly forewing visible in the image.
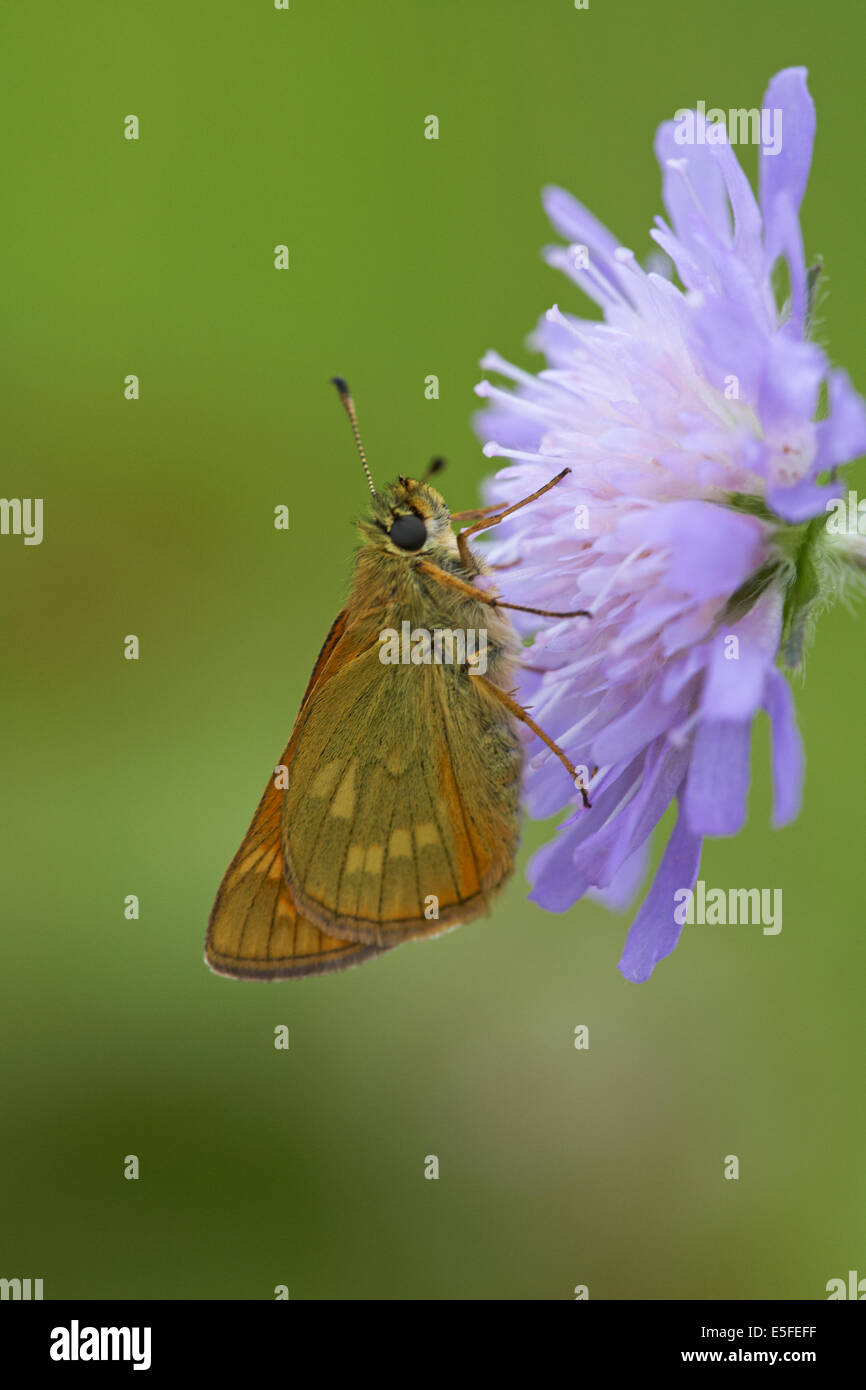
[280,623,522,946]
[205,755,392,978]
[206,610,393,979]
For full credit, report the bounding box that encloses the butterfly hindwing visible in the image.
[281,630,523,946]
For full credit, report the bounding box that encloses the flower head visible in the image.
[475,68,866,981]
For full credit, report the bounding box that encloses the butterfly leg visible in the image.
[470,671,592,809]
[455,467,572,570]
[414,556,590,620]
[412,559,592,807]
[449,502,503,523]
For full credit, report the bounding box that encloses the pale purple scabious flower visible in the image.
[475,68,866,981]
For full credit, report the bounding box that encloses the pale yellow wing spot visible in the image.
[310,759,342,799]
[386,748,408,776]
[330,762,357,819]
[364,845,384,874]
[345,844,365,875]
[414,822,439,851]
[388,828,413,858]
[235,843,272,877]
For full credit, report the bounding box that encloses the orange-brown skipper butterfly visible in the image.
[206,380,590,979]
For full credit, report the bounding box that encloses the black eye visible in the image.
[389,513,427,551]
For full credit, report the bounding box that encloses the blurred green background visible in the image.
[1,0,863,1301]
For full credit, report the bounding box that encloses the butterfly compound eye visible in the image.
[389,513,427,551]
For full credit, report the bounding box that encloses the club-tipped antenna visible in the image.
[331,377,376,496]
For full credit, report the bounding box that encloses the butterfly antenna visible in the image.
[331,377,376,496]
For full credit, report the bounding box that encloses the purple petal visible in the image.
[687,292,771,403]
[759,68,815,238]
[762,668,804,826]
[527,831,591,913]
[574,736,691,888]
[700,588,782,720]
[654,120,731,247]
[542,185,625,307]
[588,839,650,911]
[650,220,713,296]
[814,369,866,472]
[708,130,764,279]
[591,679,677,766]
[618,808,703,982]
[666,505,766,602]
[762,191,808,337]
[612,502,767,604]
[543,184,621,261]
[758,334,823,436]
[767,474,839,523]
[684,717,752,836]
[768,367,866,521]
[473,405,542,455]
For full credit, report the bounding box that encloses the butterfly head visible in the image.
[330,379,456,558]
[361,476,455,557]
